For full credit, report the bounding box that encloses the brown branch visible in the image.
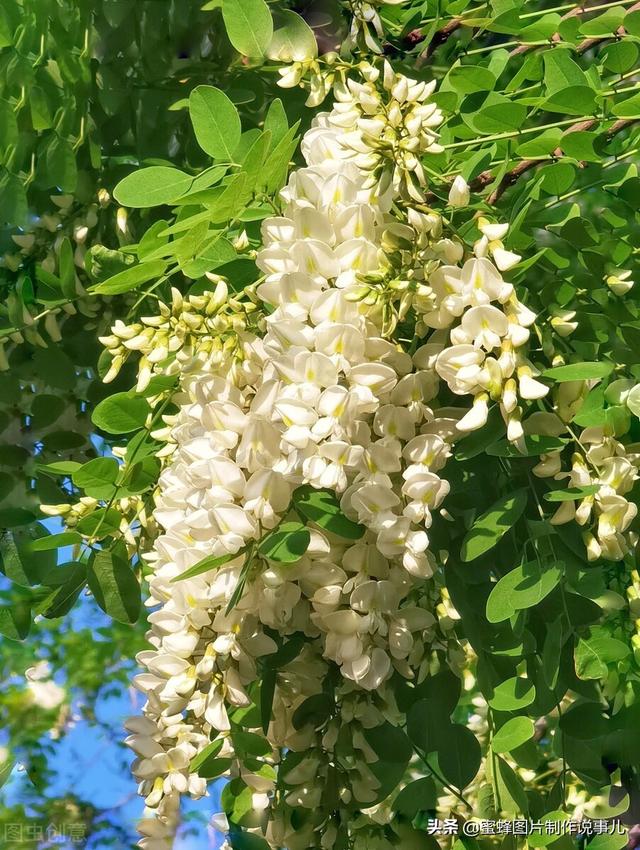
[511,1,640,57]
[470,118,636,204]
[415,19,463,67]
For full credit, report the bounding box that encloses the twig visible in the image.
[473,118,636,204]
[415,19,463,67]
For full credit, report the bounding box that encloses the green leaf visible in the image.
[543,86,597,116]
[489,677,536,711]
[190,739,223,772]
[544,50,591,93]
[560,131,599,162]
[486,435,568,457]
[613,94,640,119]
[460,489,528,562]
[229,830,271,850]
[29,532,82,552]
[37,461,82,477]
[76,508,122,539]
[264,99,289,151]
[542,362,613,382]
[544,484,600,502]
[292,693,334,730]
[38,563,87,618]
[0,600,31,641]
[72,457,120,499]
[222,0,273,58]
[438,724,481,789]
[602,41,639,74]
[449,65,496,94]
[363,723,413,804]
[0,759,15,790]
[58,237,77,299]
[262,123,300,193]
[45,136,78,192]
[559,702,609,740]
[1,524,57,587]
[232,730,271,757]
[491,717,535,753]
[541,162,576,195]
[528,812,570,847]
[486,561,562,623]
[90,260,168,295]
[267,10,317,61]
[627,384,640,418]
[92,393,150,434]
[258,521,310,563]
[171,550,241,582]
[492,754,529,814]
[189,86,242,161]
[87,550,141,624]
[194,756,232,779]
[294,487,365,540]
[114,167,193,208]
[392,777,437,817]
[575,635,630,680]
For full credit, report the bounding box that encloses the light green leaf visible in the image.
[190,739,223,773]
[542,362,613,382]
[258,521,310,563]
[486,561,562,624]
[37,461,82,477]
[544,484,600,502]
[267,10,318,61]
[29,532,82,552]
[172,550,243,582]
[489,677,536,711]
[222,0,273,58]
[575,635,630,680]
[72,457,120,499]
[294,487,365,540]
[92,393,150,434]
[448,64,496,94]
[189,86,241,161]
[491,717,535,753]
[114,167,193,208]
[90,260,168,295]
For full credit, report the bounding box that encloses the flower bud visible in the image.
[448,175,470,208]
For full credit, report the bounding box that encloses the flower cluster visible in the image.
[344,0,408,53]
[535,426,640,561]
[122,61,552,850]
[99,282,261,392]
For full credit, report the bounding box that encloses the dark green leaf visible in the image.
[88,550,141,624]
[460,489,528,562]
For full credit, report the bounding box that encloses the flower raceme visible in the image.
[115,63,558,850]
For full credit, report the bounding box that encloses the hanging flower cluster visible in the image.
[115,59,558,850]
[344,0,408,53]
[535,426,640,561]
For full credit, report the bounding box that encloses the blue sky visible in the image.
[1,507,226,848]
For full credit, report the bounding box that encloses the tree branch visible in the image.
[470,118,637,204]
[415,19,463,66]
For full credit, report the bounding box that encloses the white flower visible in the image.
[448,175,470,207]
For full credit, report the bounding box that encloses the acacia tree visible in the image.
[2,1,640,848]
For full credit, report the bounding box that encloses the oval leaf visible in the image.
[92,393,150,435]
[189,85,241,161]
[461,489,528,562]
